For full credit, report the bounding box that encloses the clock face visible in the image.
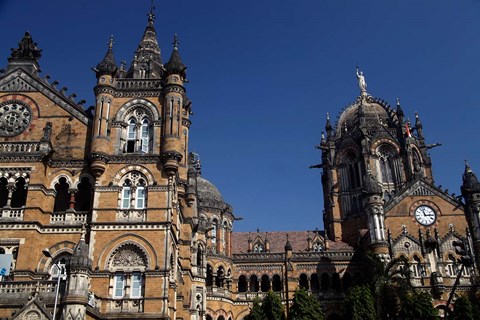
[414,205,436,226]
[0,101,32,136]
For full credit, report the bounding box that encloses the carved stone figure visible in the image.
[356,66,367,94]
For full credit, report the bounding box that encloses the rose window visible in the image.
[0,101,32,136]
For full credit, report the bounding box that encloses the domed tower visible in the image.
[320,69,433,248]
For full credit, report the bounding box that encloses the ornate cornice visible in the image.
[162,83,185,95]
[108,154,160,164]
[48,159,86,168]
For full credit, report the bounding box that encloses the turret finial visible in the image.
[396,98,400,106]
[356,65,367,96]
[108,35,114,50]
[173,33,179,49]
[148,0,156,24]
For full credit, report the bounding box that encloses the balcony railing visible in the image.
[0,207,24,221]
[50,211,88,225]
[0,280,58,299]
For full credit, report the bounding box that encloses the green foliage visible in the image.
[262,291,285,320]
[398,291,439,320]
[288,288,324,320]
[246,297,264,320]
[246,292,285,320]
[451,295,480,320]
[343,285,376,320]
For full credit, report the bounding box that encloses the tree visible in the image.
[245,297,264,320]
[342,285,376,320]
[398,291,439,320]
[245,292,285,320]
[262,291,285,320]
[288,288,324,320]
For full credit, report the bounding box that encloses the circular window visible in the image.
[0,100,32,136]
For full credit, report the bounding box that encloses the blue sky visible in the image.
[1,1,480,232]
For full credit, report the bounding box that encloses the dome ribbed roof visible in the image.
[196,176,225,208]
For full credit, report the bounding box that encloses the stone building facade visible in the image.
[0,12,478,320]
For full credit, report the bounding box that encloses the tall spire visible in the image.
[126,6,164,79]
[165,34,187,79]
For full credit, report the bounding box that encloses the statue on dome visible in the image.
[356,65,367,95]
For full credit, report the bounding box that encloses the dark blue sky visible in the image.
[1,1,480,232]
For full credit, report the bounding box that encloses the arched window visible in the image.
[238,275,247,292]
[253,243,264,253]
[122,107,153,154]
[332,273,341,292]
[216,266,225,287]
[249,275,259,292]
[261,275,270,292]
[342,273,352,292]
[54,177,70,212]
[299,273,309,290]
[11,177,27,208]
[119,172,147,210]
[446,254,456,277]
[411,255,422,278]
[196,245,204,267]
[109,243,148,299]
[272,274,282,292]
[312,242,323,252]
[206,264,213,287]
[49,254,70,280]
[311,273,319,292]
[0,178,8,208]
[321,273,330,291]
[75,177,93,212]
[211,219,218,252]
[377,145,401,188]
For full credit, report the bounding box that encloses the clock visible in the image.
[414,205,436,226]
[0,100,32,136]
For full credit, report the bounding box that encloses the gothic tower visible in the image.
[320,69,433,250]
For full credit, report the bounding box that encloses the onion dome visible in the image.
[94,35,117,78]
[165,34,187,79]
[197,176,226,210]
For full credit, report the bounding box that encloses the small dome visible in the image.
[196,176,225,209]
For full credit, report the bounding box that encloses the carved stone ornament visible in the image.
[0,100,32,136]
[110,243,148,268]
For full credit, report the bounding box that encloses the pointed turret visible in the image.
[126,10,164,79]
[94,35,117,79]
[7,32,42,74]
[165,34,187,80]
[462,161,480,193]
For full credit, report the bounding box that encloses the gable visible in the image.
[0,68,90,125]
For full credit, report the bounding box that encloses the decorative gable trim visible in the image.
[0,69,90,125]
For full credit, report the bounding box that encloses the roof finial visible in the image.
[173,33,179,49]
[148,0,156,24]
[108,35,115,50]
[396,97,400,106]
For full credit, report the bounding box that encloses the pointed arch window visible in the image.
[377,145,400,186]
[119,172,147,212]
[253,243,264,253]
[122,107,153,154]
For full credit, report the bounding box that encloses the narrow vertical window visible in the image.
[98,98,104,136]
[141,119,149,153]
[136,186,145,209]
[114,273,125,298]
[121,185,131,209]
[127,118,136,153]
[131,272,142,298]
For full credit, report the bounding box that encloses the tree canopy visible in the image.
[288,288,324,320]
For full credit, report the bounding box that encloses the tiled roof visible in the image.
[231,230,353,254]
